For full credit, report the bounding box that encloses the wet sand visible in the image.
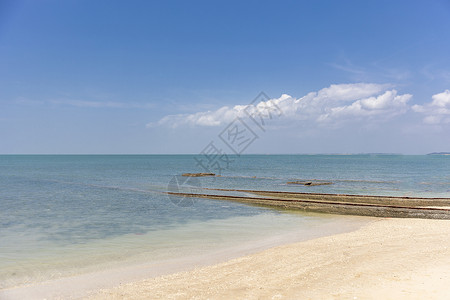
[89,218,450,300]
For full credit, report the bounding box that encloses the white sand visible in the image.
[89,218,450,300]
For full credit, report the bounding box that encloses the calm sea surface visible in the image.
[1,154,449,289]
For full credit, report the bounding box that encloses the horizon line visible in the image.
[0,153,445,156]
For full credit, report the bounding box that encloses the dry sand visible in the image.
[89,218,450,300]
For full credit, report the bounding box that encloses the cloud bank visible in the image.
[412,90,450,124]
[148,83,412,128]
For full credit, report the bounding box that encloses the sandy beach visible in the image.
[89,217,450,300]
[3,0,450,298]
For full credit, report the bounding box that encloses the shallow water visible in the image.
[0,154,449,289]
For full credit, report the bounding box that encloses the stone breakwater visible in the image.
[167,188,450,220]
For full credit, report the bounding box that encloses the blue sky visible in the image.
[1,0,450,154]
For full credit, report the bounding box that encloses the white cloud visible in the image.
[317,90,411,123]
[314,83,391,101]
[149,83,411,128]
[412,90,450,124]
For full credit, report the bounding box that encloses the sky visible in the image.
[1,0,450,154]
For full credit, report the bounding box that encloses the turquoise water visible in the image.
[207,154,450,197]
[0,154,449,289]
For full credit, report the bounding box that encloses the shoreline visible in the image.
[89,217,450,300]
[3,186,450,299]
[0,214,369,300]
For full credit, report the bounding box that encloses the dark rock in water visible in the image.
[182,173,216,177]
[287,181,333,186]
[427,152,450,155]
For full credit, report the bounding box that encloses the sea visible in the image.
[1,154,449,293]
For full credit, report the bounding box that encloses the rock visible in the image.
[287,181,333,186]
[182,173,216,177]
